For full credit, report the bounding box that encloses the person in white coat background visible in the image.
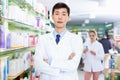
[82,30,105,80]
[34,2,83,80]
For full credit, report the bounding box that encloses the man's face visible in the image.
[52,8,70,28]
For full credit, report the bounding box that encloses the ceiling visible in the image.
[37,0,120,26]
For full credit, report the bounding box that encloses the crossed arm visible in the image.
[34,36,83,75]
[43,52,75,63]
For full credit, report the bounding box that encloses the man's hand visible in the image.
[68,52,76,60]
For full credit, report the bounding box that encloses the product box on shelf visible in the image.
[29,35,38,47]
[104,54,120,69]
[8,58,24,76]
[36,17,41,28]
[6,33,11,49]
[23,51,31,70]
[7,32,31,49]
[0,5,1,23]
[0,56,9,80]
[1,0,8,18]
[0,25,5,50]
[8,51,32,78]
[104,54,120,79]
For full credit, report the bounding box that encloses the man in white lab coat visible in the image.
[34,2,83,80]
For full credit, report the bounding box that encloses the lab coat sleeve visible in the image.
[82,53,86,60]
[34,36,60,76]
[82,42,87,59]
[95,43,105,60]
[51,36,83,72]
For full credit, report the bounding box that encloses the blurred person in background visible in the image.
[109,35,115,48]
[108,44,118,54]
[108,35,119,54]
[99,35,111,54]
[82,30,105,80]
[116,42,120,53]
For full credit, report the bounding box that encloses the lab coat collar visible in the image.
[48,30,70,45]
[49,30,70,39]
[53,29,67,39]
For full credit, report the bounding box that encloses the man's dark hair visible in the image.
[52,2,70,16]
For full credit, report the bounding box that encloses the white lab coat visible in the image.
[34,31,83,80]
[82,40,105,72]
[108,48,118,54]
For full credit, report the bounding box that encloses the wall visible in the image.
[67,23,113,39]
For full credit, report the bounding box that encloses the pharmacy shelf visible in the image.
[7,70,25,79]
[8,19,42,34]
[0,46,35,57]
[8,0,49,22]
[104,54,120,80]
[7,67,31,80]
[2,17,44,35]
[107,69,120,80]
[0,0,39,80]
[11,0,51,27]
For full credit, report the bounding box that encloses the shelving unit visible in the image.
[8,70,25,79]
[0,46,35,80]
[104,54,120,80]
[0,0,52,80]
[0,47,34,57]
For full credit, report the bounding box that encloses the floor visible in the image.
[77,69,104,80]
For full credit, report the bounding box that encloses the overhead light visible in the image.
[99,0,107,6]
[84,19,89,24]
[82,23,85,27]
[89,13,96,19]
[106,0,120,7]
[106,24,112,27]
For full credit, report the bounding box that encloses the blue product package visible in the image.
[86,45,88,48]
[6,33,11,49]
[0,25,5,48]
[109,58,115,69]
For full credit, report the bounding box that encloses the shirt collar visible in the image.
[53,29,67,39]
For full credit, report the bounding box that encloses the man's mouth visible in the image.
[57,21,63,23]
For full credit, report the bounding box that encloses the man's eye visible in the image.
[55,13,59,15]
[63,14,66,16]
